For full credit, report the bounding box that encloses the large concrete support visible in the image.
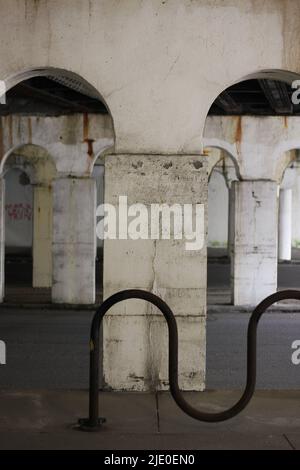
[228,185,235,259]
[52,178,96,304]
[0,179,4,302]
[33,185,53,287]
[231,181,278,306]
[103,155,207,391]
[278,188,292,261]
[292,168,300,247]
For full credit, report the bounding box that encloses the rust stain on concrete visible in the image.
[83,113,89,141]
[235,116,242,158]
[27,117,32,143]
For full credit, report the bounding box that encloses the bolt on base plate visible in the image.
[77,417,106,432]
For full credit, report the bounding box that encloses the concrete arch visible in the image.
[274,144,300,184]
[90,142,115,170]
[1,144,57,183]
[204,69,300,117]
[3,161,35,185]
[3,66,116,142]
[203,140,241,181]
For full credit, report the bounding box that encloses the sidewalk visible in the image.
[0,390,299,450]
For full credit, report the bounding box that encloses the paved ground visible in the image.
[207,312,300,389]
[207,259,300,304]
[0,308,299,389]
[0,390,299,449]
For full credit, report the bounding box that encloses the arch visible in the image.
[3,66,116,148]
[274,144,300,184]
[3,160,35,184]
[90,142,115,170]
[204,140,241,181]
[204,68,300,118]
[2,143,56,296]
[1,144,57,183]
[203,69,300,184]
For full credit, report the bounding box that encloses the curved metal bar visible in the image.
[79,289,300,431]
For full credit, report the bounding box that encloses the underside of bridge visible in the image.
[0,0,300,400]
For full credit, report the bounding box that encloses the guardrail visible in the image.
[78,289,300,431]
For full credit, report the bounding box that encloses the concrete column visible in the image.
[292,166,300,247]
[0,179,5,302]
[278,189,292,261]
[52,177,96,304]
[228,185,235,259]
[231,180,278,306]
[103,155,207,391]
[33,185,53,287]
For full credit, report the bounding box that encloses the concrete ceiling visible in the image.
[209,79,300,116]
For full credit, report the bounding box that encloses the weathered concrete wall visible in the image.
[103,155,207,391]
[208,170,228,248]
[290,164,300,248]
[204,116,300,182]
[231,181,278,306]
[4,168,33,249]
[0,0,300,388]
[93,164,105,249]
[33,185,52,287]
[52,177,96,304]
[0,115,114,177]
[0,1,300,154]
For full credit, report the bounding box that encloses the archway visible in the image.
[1,144,56,303]
[205,147,239,305]
[203,69,300,307]
[277,150,300,290]
[0,68,115,304]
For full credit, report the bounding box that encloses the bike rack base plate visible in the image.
[77,417,106,432]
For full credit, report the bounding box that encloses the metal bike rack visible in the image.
[78,288,300,431]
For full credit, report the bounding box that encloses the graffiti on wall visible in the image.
[5,203,33,221]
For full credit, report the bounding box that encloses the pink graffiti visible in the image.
[5,203,32,221]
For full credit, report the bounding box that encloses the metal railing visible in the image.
[78,288,300,431]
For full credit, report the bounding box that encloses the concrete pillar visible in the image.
[33,185,53,287]
[52,177,96,304]
[0,179,5,302]
[278,188,292,261]
[292,165,300,247]
[231,180,278,306]
[228,185,235,259]
[103,155,207,391]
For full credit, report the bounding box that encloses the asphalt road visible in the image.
[0,308,299,390]
[208,261,300,288]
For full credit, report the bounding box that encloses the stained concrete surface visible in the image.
[0,390,299,449]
